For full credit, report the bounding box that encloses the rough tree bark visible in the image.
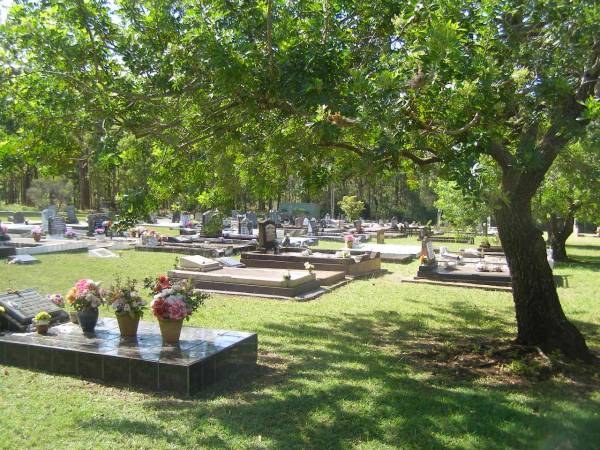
[78,159,91,210]
[548,211,576,261]
[496,199,591,360]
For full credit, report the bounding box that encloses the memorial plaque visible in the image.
[48,216,67,236]
[216,257,245,268]
[0,288,68,331]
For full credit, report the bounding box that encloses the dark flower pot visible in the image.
[77,308,99,332]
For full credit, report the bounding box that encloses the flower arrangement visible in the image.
[48,293,65,308]
[106,278,146,318]
[66,279,105,311]
[145,275,207,321]
[304,261,315,273]
[65,228,77,239]
[34,311,51,323]
[95,227,105,235]
[31,225,43,241]
[344,234,355,243]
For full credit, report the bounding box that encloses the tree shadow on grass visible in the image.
[77,304,599,449]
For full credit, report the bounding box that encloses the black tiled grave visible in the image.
[0,318,257,395]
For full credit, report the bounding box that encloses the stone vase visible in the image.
[158,318,184,344]
[77,308,99,332]
[116,314,140,337]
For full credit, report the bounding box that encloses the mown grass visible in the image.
[0,236,599,449]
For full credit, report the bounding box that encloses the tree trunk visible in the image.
[496,201,591,361]
[78,159,91,210]
[548,213,574,262]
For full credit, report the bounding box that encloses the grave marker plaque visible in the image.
[0,288,68,331]
[48,216,67,237]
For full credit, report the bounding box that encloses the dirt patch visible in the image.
[398,337,600,390]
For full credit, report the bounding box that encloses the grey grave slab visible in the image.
[88,248,119,258]
[7,254,39,265]
[0,288,68,331]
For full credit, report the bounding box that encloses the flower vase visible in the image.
[346,241,353,249]
[77,308,99,332]
[158,318,183,344]
[36,322,49,334]
[68,311,78,324]
[116,314,140,337]
[33,233,42,242]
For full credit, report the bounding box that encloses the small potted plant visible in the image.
[31,226,43,242]
[344,234,355,249]
[66,279,105,332]
[106,277,147,337]
[34,311,51,334]
[145,275,208,344]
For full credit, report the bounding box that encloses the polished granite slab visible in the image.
[0,318,257,395]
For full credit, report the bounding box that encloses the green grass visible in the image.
[0,237,599,449]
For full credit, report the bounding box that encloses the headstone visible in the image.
[0,288,69,331]
[391,217,398,231]
[87,213,110,236]
[65,205,79,224]
[172,210,181,224]
[421,238,436,264]
[231,210,239,219]
[180,212,192,226]
[41,209,53,233]
[354,219,363,233]
[179,255,221,272]
[215,257,245,268]
[376,229,385,244]
[88,248,119,258]
[7,254,39,265]
[294,217,304,227]
[47,205,57,217]
[12,212,25,224]
[258,219,277,252]
[246,212,258,228]
[309,218,318,236]
[48,216,67,237]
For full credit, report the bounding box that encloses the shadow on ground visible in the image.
[79,301,600,449]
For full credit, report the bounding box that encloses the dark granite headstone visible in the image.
[48,216,67,236]
[65,206,79,224]
[258,219,277,252]
[12,212,25,224]
[354,219,363,233]
[0,288,68,331]
[87,213,110,236]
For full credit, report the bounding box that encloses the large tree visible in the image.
[310,0,599,360]
[535,135,600,260]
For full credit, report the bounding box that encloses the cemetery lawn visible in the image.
[1,237,599,449]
